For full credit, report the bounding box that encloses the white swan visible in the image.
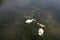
[25,19,36,23]
[38,28,44,36]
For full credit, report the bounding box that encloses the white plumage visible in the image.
[25,19,45,36]
[38,28,44,35]
[37,23,46,28]
[39,24,46,27]
[25,19,36,23]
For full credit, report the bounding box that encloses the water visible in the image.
[0,0,60,40]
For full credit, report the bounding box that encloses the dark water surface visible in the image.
[0,0,60,40]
